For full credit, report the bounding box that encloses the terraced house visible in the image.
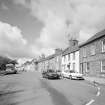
[37,49,62,72]
[79,29,105,77]
[62,39,80,73]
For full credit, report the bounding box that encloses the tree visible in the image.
[0,56,18,70]
[0,64,6,70]
[8,60,18,65]
[0,56,11,70]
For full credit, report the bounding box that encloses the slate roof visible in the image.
[62,45,79,56]
[37,51,62,63]
[79,29,105,47]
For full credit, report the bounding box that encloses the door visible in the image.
[80,63,83,74]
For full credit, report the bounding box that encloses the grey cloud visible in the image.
[13,0,105,55]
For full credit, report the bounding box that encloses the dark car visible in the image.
[42,69,60,79]
[56,70,62,77]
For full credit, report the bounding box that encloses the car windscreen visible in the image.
[47,70,54,73]
[69,70,75,73]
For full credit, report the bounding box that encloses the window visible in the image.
[86,62,90,73]
[64,64,66,70]
[83,47,86,57]
[67,63,70,70]
[102,39,105,52]
[56,57,59,62]
[90,45,95,55]
[73,42,76,46]
[68,54,70,61]
[62,65,64,70]
[64,56,66,62]
[101,60,105,72]
[73,52,75,60]
[73,63,75,70]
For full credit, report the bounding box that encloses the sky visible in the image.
[0,0,105,59]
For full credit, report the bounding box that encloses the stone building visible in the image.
[79,29,105,77]
[37,49,62,72]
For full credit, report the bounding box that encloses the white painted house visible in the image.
[62,40,80,73]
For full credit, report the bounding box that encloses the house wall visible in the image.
[62,50,79,73]
[47,55,62,71]
[56,55,62,70]
[80,37,105,77]
[62,54,68,70]
[23,62,36,72]
[37,54,62,72]
[37,61,45,72]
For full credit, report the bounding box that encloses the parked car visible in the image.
[61,70,84,80]
[56,70,62,78]
[5,64,17,75]
[42,69,61,79]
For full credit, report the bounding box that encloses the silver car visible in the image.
[62,70,84,80]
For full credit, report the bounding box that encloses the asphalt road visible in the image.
[0,72,104,105]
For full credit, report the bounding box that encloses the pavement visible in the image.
[84,76,105,86]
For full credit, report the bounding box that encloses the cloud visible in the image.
[13,0,26,6]
[13,0,105,55]
[0,21,35,58]
[1,3,9,10]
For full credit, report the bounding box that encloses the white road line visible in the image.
[97,87,100,90]
[96,87,100,96]
[85,83,101,105]
[85,99,95,105]
[96,91,100,96]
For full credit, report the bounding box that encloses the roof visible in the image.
[62,45,79,56]
[38,51,62,63]
[79,29,105,47]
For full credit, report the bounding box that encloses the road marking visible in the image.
[85,82,101,105]
[97,87,100,90]
[96,87,100,96]
[86,99,95,105]
[96,91,100,96]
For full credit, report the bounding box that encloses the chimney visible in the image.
[55,48,62,54]
[68,39,78,48]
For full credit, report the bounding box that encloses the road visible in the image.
[0,72,104,105]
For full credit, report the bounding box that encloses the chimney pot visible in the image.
[68,39,78,47]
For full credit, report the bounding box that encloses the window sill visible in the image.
[83,56,87,58]
[90,54,96,56]
[100,72,105,74]
[85,71,89,74]
[101,51,105,54]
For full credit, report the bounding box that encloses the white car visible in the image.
[61,70,84,80]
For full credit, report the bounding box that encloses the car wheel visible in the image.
[69,75,72,80]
